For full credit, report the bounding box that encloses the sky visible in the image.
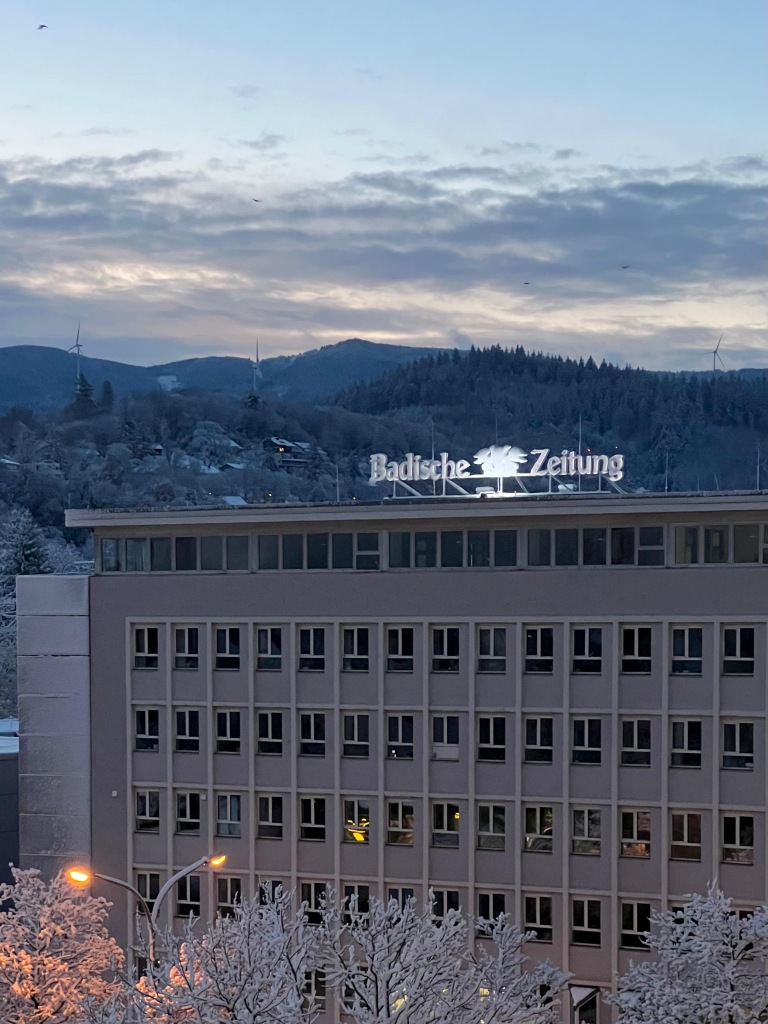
[0,0,766,370]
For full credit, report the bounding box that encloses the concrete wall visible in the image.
[17,575,91,876]
[0,754,19,882]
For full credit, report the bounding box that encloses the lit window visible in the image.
[620,809,651,858]
[387,801,414,845]
[343,798,370,844]
[432,802,460,848]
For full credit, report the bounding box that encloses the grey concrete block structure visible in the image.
[17,492,768,1022]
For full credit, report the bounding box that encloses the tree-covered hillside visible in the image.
[337,347,768,492]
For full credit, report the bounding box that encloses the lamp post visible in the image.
[67,853,227,965]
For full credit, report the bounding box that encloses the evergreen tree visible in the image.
[0,507,50,588]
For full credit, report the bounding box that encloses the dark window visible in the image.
[572,718,602,764]
[389,532,411,568]
[200,536,223,570]
[331,533,353,568]
[175,710,200,752]
[299,627,325,671]
[524,717,553,762]
[306,533,329,569]
[440,531,463,567]
[478,716,506,761]
[101,538,123,572]
[672,627,703,674]
[675,526,698,564]
[414,532,437,568]
[300,713,326,756]
[175,537,198,571]
[554,529,578,566]
[125,538,147,572]
[432,627,460,671]
[704,526,729,564]
[611,527,635,565]
[256,627,282,670]
[226,535,249,570]
[621,719,652,766]
[671,720,702,767]
[216,710,241,754]
[467,531,490,567]
[342,626,369,671]
[356,532,380,570]
[135,709,159,751]
[342,714,369,757]
[621,902,651,949]
[582,528,606,565]
[638,526,665,565]
[528,529,551,566]
[387,715,414,758]
[174,627,199,670]
[572,627,602,673]
[258,534,279,569]
[493,530,517,566]
[621,626,652,673]
[733,524,759,563]
[215,627,240,670]
[525,627,554,673]
[723,627,755,675]
[387,627,414,671]
[150,537,172,571]
[282,535,304,570]
[256,711,282,754]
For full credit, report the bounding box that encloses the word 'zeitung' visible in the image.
[369,444,626,485]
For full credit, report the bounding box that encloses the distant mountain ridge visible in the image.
[0,338,441,411]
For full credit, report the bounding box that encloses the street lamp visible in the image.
[67,853,227,964]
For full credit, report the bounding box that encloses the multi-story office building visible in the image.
[17,490,768,1023]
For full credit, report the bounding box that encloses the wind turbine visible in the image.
[710,334,725,373]
[68,322,83,380]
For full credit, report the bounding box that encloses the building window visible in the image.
[331,533,353,569]
[256,627,282,670]
[200,535,224,571]
[621,626,652,673]
[621,718,651,766]
[620,809,651,858]
[134,626,159,669]
[258,534,279,570]
[343,799,370,843]
[175,709,200,753]
[610,527,635,566]
[175,536,198,571]
[572,898,601,946]
[670,812,701,861]
[432,714,459,759]
[572,808,601,855]
[671,627,703,674]
[217,793,241,837]
[524,716,553,763]
[300,882,327,925]
[478,715,506,762]
[554,528,578,566]
[477,627,506,672]
[282,534,304,570]
[174,627,199,670]
[216,710,241,754]
[343,884,371,917]
[440,530,464,568]
[620,902,651,949]
[477,804,505,851]
[257,795,283,839]
[217,877,242,917]
[528,529,551,567]
[524,895,553,941]
[675,526,699,564]
[214,627,240,670]
[670,720,702,767]
[389,531,411,568]
[524,806,553,853]
[704,525,729,563]
[225,535,249,570]
[176,792,201,834]
[135,709,159,752]
[431,889,460,919]
[477,891,506,925]
[176,874,201,917]
[582,527,607,565]
[494,529,517,566]
[467,530,490,567]
[342,713,369,758]
[135,790,160,832]
[432,626,460,671]
[387,886,415,907]
[101,538,123,572]
[524,626,554,673]
[387,714,414,759]
[734,523,761,563]
[302,970,327,1012]
[572,718,601,765]
[637,526,665,565]
[299,798,326,841]
[256,711,282,755]
[299,713,326,756]
[136,872,160,912]
[306,532,328,570]
[299,627,325,671]
[414,531,437,568]
[387,801,414,845]
[432,802,460,848]
[342,627,369,671]
[386,626,414,671]
[258,878,285,905]
[355,532,380,570]
[723,721,754,769]
[572,628,602,673]
[723,627,755,675]
[149,536,172,571]
[722,814,754,864]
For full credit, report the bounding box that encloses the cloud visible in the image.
[236,133,289,152]
[81,127,137,138]
[334,128,370,137]
[354,67,385,81]
[0,147,765,369]
[229,84,262,100]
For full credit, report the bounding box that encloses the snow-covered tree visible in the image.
[317,891,567,1024]
[135,885,316,1022]
[610,885,768,1023]
[0,867,124,1024]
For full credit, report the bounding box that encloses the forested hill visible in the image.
[335,347,768,492]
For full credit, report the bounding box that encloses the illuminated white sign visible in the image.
[369,444,625,485]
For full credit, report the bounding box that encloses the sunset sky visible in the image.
[1,0,765,369]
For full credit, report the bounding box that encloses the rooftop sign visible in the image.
[369,444,625,487]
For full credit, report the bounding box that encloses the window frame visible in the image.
[257,794,284,839]
[572,717,602,765]
[572,627,603,673]
[386,626,414,672]
[432,714,459,760]
[342,626,370,672]
[620,809,651,858]
[723,720,755,770]
[175,874,201,917]
[478,715,506,762]
[571,898,601,946]
[671,626,703,675]
[343,798,371,844]
[256,626,282,671]
[342,712,370,758]
[133,626,159,670]
[387,800,414,845]
[298,627,325,671]
[572,807,601,856]
[620,901,651,950]
[299,797,326,842]
[387,714,414,759]
[214,626,241,670]
[524,805,554,853]
[431,626,460,672]
[621,625,652,674]
[670,719,702,768]
[135,789,160,832]
[256,711,283,755]
[722,813,754,864]
[477,803,505,851]
[174,626,199,670]
[524,626,554,673]
[524,894,553,942]
[175,791,202,835]
[217,876,243,917]
[722,626,755,675]
[216,793,242,837]
[215,709,241,754]
[670,811,701,861]
[621,718,652,766]
[432,801,461,848]
[135,708,160,752]
[477,626,506,673]
[175,709,200,753]
[299,712,326,757]
[524,716,554,763]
